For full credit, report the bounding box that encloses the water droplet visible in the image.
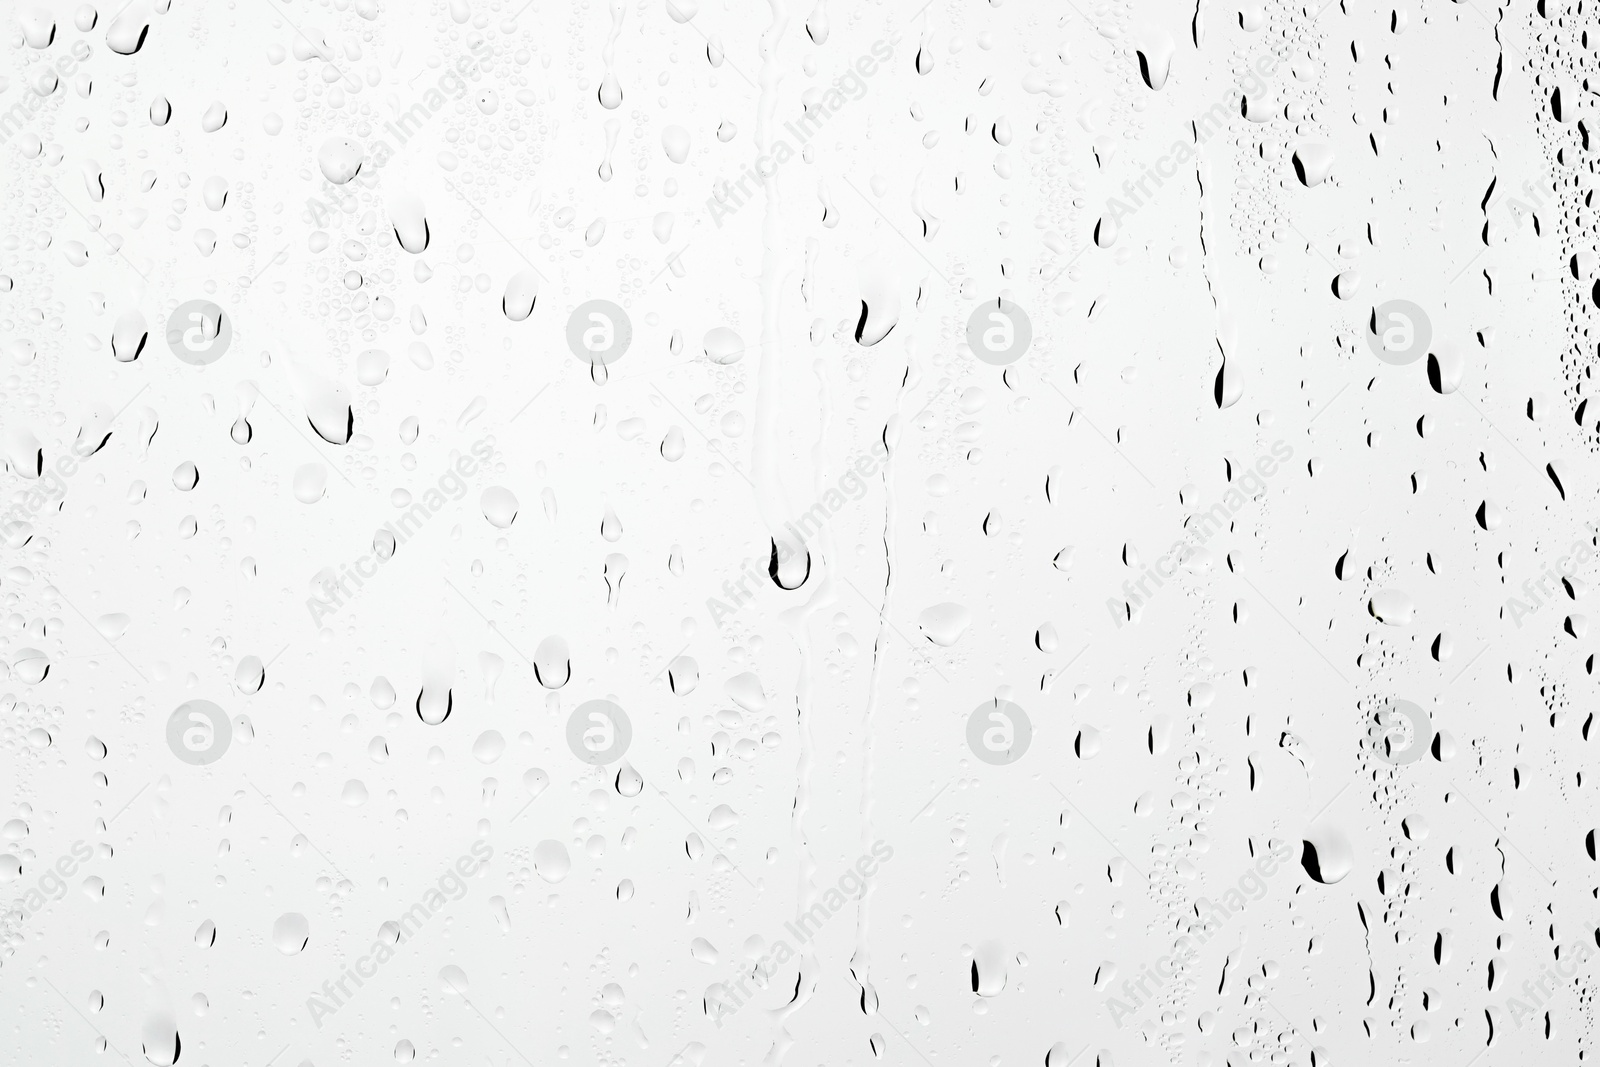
[200,100,227,133]
[703,327,746,365]
[534,636,570,688]
[661,426,686,461]
[615,762,644,796]
[388,193,429,253]
[855,257,901,346]
[725,672,766,712]
[971,940,1007,996]
[108,5,150,55]
[503,269,539,321]
[13,648,50,684]
[917,603,971,646]
[1301,824,1354,884]
[317,138,364,185]
[357,349,390,385]
[293,464,327,504]
[439,964,469,996]
[472,730,506,763]
[112,309,148,362]
[235,656,265,693]
[805,0,829,43]
[662,125,691,164]
[292,365,353,445]
[481,487,518,528]
[533,839,572,883]
[272,913,310,954]
[668,655,699,694]
[1292,143,1336,187]
[140,1011,180,1066]
[1368,588,1415,626]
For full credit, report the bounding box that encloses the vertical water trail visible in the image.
[1194,155,1239,409]
[851,279,925,1020]
[769,341,841,1063]
[748,3,817,1066]
[752,0,808,591]
[598,0,626,108]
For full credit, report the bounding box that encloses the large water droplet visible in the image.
[140,1011,180,1066]
[533,839,572,883]
[703,327,746,365]
[725,672,766,712]
[1292,143,1336,187]
[661,125,691,164]
[481,487,518,528]
[472,730,506,763]
[534,636,570,688]
[234,656,264,693]
[855,258,900,346]
[388,193,429,253]
[503,269,539,321]
[971,940,1007,996]
[917,603,971,646]
[108,5,150,55]
[292,366,354,445]
[668,655,699,694]
[200,101,227,133]
[112,309,148,362]
[293,464,327,504]
[317,138,364,185]
[1301,823,1353,884]
[272,912,310,954]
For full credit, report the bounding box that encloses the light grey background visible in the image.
[0,1,1581,1066]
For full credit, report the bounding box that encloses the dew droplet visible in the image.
[703,327,746,365]
[503,269,539,321]
[272,912,310,954]
[480,487,518,528]
[317,137,364,185]
[917,603,971,646]
[533,839,572,883]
